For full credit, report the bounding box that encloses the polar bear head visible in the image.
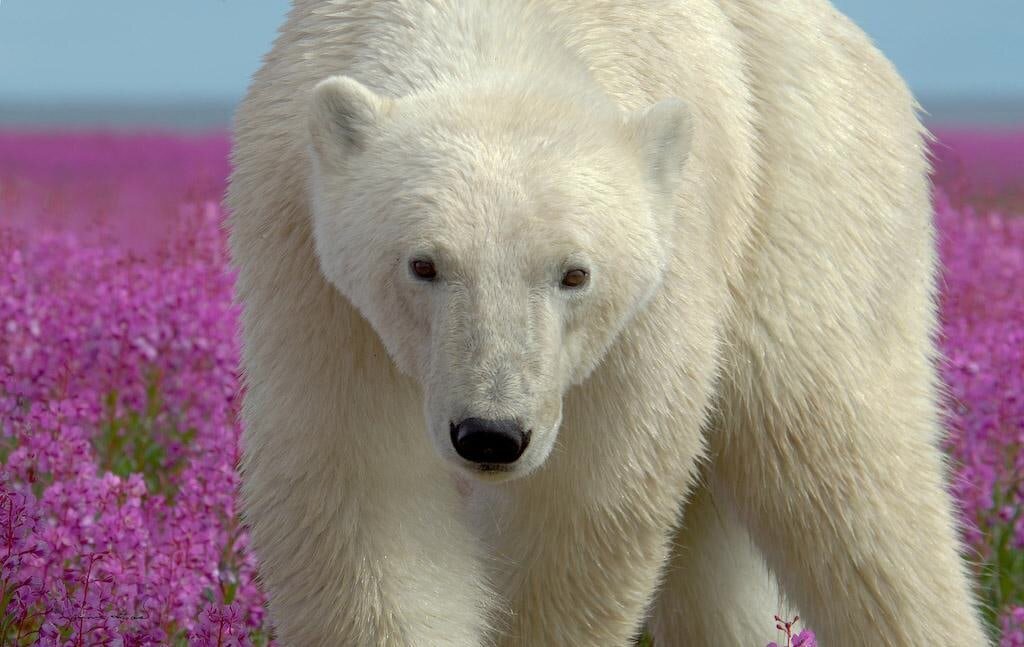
[308,75,693,481]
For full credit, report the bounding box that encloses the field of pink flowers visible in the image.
[0,129,1021,646]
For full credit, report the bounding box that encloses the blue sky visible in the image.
[0,1,1021,102]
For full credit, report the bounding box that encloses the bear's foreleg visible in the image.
[238,310,493,646]
[712,344,989,645]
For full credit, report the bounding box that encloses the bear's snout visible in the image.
[450,418,531,465]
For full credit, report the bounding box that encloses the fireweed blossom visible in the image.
[0,131,1021,645]
[1,133,262,644]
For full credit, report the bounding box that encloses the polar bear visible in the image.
[227,1,988,645]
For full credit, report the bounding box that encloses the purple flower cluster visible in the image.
[936,150,1024,644]
[767,615,816,647]
[931,129,1024,215]
[1,134,266,644]
[0,129,1020,645]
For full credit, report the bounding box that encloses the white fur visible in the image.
[227,1,989,645]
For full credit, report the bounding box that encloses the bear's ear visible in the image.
[625,98,694,198]
[309,75,392,172]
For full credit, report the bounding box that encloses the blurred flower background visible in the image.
[1,2,1022,645]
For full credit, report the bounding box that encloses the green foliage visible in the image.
[249,627,273,646]
[978,473,1024,632]
[93,369,196,502]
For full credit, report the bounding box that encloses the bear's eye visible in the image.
[561,269,589,289]
[410,259,437,281]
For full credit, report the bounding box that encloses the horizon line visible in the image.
[2,95,1023,131]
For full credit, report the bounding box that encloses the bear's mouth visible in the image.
[475,463,512,473]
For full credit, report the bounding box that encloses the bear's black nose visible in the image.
[450,418,530,465]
